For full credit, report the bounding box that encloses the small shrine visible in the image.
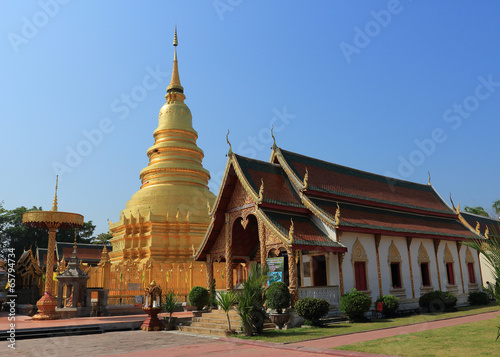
[141,280,163,331]
[56,239,90,318]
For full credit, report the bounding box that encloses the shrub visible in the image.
[294,297,330,326]
[419,290,457,312]
[468,291,489,305]
[340,289,372,322]
[375,294,399,317]
[265,281,291,314]
[188,286,210,310]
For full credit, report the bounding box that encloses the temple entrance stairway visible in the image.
[177,309,274,337]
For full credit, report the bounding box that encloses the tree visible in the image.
[91,232,112,245]
[464,205,490,217]
[492,200,500,218]
[0,203,95,262]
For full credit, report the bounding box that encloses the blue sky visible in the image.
[1,1,499,236]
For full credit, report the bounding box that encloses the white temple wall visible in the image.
[328,252,339,286]
[378,236,411,299]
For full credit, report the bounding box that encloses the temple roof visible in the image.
[276,149,455,216]
[195,144,478,261]
[36,242,111,267]
[262,210,346,251]
[235,155,304,209]
[461,212,499,239]
[314,199,478,240]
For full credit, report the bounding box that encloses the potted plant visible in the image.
[162,291,178,330]
[188,286,210,317]
[216,290,238,336]
[265,281,291,329]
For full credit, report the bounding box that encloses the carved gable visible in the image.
[443,243,454,263]
[351,237,368,263]
[418,243,430,264]
[465,247,475,264]
[388,241,402,263]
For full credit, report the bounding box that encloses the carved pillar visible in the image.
[456,241,465,293]
[477,250,484,287]
[206,254,213,290]
[98,246,111,289]
[258,218,267,268]
[225,213,233,291]
[406,237,415,299]
[338,252,345,295]
[374,234,383,297]
[45,226,59,295]
[433,239,442,290]
[287,247,298,306]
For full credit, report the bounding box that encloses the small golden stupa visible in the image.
[109,28,215,265]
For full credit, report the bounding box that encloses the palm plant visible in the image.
[162,291,179,325]
[464,225,500,303]
[216,290,237,332]
[235,263,268,336]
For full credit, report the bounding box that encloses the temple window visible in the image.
[418,243,432,290]
[446,262,455,285]
[443,244,456,287]
[351,238,369,292]
[354,261,367,290]
[420,263,431,287]
[465,247,477,285]
[312,254,327,286]
[390,262,402,288]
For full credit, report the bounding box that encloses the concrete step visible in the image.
[192,316,240,324]
[177,325,236,337]
[188,320,242,331]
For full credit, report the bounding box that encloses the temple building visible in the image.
[109,29,216,267]
[459,211,499,285]
[195,141,484,308]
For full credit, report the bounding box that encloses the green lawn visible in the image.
[235,304,499,344]
[336,317,500,357]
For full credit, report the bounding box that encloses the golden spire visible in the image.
[51,175,58,212]
[166,25,184,98]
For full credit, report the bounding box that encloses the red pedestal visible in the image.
[32,292,60,321]
[141,307,162,331]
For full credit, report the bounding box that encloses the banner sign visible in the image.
[266,257,284,285]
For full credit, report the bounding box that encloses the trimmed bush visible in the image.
[265,281,291,313]
[375,294,399,317]
[468,291,489,305]
[419,290,457,312]
[340,289,372,322]
[294,297,330,326]
[188,286,210,310]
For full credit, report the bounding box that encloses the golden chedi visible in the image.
[109,29,215,265]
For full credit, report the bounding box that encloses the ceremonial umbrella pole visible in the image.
[22,177,84,320]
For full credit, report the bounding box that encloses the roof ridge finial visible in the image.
[428,170,431,185]
[51,175,58,211]
[271,125,277,150]
[226,129,233,156]
[166,24,184,99]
